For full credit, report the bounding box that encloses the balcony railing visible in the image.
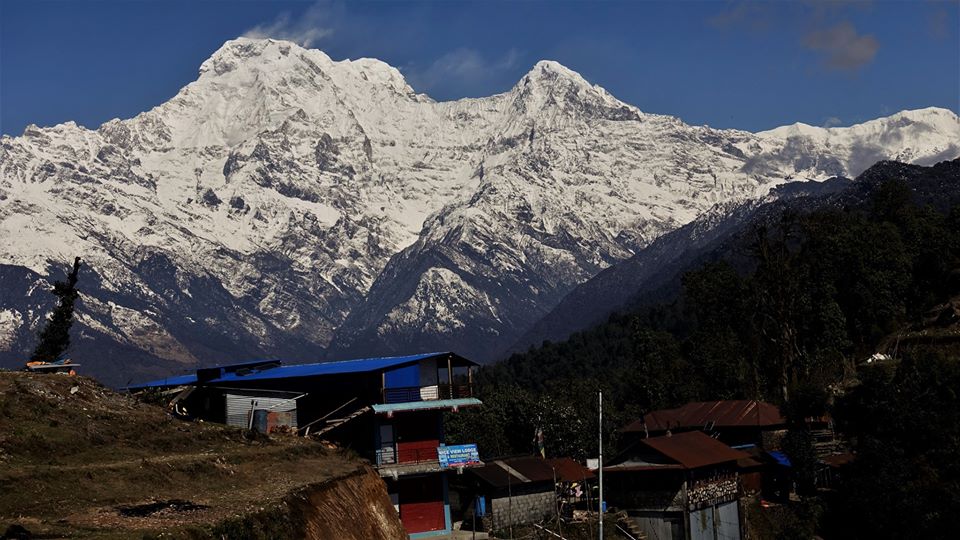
[381,383,473,404]
[376,446,439,466]
[440,383,474,399]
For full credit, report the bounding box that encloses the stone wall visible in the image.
[483,490,554,531]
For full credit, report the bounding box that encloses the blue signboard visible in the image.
[438,444,480,469]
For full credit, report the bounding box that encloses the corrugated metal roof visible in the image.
[210,352,453,383]
[128,352,471,389]
[603,463,686,473]
[470,463,514,487]
[641,431,749,469]
[737,457,765,469]
[225,393,299,428]
[469,456,556,488]
[126,373,199,390]
[546,457,596,482]
[767,450,792,468]
[371,398,482,414]
[822,452,854,467]
[623,400,786,433]
[510,457,560,483]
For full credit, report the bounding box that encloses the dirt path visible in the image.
[1,443,302,475]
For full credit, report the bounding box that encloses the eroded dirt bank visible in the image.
[213,465,407,540]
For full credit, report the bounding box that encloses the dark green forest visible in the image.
[447,170,960,538]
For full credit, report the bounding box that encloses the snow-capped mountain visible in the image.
[751,108,960,178]
[510,159,960,358]
[507,177,852,358]
[1,38,957,384]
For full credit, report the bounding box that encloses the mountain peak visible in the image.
[199,37,331,77]
[198,37,415,99]
[523,60,591,87]
[4,36,958,385]
[507,59,639,121]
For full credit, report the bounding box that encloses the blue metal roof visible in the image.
[211,352,449,383]
[768,450,792,468]
[126,373,199,390]
[128,352,463,390]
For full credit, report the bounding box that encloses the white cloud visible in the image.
[803,22,879,71]
[242,1,334,48]
[822,116,843,128]
[405,48,522,96]
[710,3,881,73]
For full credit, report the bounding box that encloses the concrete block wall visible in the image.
[484,491,554,531]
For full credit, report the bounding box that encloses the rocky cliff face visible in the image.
[1,37,957,383]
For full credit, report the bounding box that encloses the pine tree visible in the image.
[30,257,82,362]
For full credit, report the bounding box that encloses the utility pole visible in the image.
[598,389,603,540]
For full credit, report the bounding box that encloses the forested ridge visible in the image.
[448,159,960,538]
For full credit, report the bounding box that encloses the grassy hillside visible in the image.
[0,372,403,539]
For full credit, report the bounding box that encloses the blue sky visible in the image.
[1,0,957,136]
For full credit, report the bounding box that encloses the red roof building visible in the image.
[623,400,786,433]
[546,457,596,483]
[606,431,749,473]
[621,400,788,450]
[641,431,751,469]
[605,431,749,540]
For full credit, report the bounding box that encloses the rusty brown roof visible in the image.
[640,431,749,469]
[822,452,855,467]
[737,457,765,470]
[622,400,786,433]
[546,457,596,482]
[469,462,514,487]
[507,457,556,482]
[469,456,556,488]
[603,463,685,473]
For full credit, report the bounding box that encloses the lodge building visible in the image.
[129,352,482,538]
[604,431,749,540]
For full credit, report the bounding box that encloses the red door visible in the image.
[399,476,445,534]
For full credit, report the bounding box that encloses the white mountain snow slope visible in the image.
[1,38,957,384]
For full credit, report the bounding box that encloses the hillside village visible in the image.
[2,2,959,538]
[3,352,853,540]
[4,160,960,540]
